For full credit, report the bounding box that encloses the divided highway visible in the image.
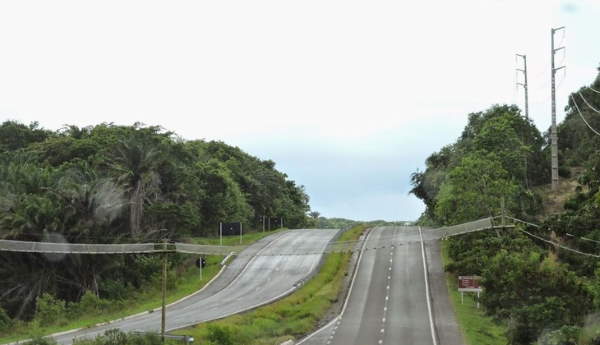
[299,226,463,345]
[53,229,339,345]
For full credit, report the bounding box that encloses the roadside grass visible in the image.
[0,230,282,344]
[190,228,285,246]
[440,241,507,345]
[173,225,369,345]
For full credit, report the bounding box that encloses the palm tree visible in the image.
[110,138,161,235]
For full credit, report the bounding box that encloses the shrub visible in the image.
[205,325,235,345]
[34,293,66,327]
[0,306,13,332]
[78,290,108,314]
[72,329,169,345]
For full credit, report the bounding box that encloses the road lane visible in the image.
[301,226,463,345]
[53,228,339,344]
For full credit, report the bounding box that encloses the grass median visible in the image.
[173,225,369,345]
[440,240,507,345]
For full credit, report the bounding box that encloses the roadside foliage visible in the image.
[411,66,600,344]
[0,123,311,336]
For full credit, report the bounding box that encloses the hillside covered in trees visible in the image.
[411,66,600,344]
[0,122,311,326]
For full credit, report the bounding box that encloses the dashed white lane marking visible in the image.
[379,246,394,345]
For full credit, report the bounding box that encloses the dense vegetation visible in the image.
[307,212,411,229]
[0,122,311,333]
[21,329,179,345]
[411,65,600,344]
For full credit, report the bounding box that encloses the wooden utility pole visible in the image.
[551,26,565,191]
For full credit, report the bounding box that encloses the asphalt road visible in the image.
[299,226,463,345]
[53,229,339,344]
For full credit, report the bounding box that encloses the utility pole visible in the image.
[161,239,168,343]
[551,26,565,191]
[516,53,530,188]
[219,222,223,246]
[516,54,529,120]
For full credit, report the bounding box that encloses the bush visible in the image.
[205,325,235,345]
[34,293,66,327]
[537,325,580,345]
[72,329,169,345]
[78,290,109,314]
[0,306,13,332]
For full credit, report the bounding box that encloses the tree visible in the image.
[110,138,162,235]
[435,152,519,224]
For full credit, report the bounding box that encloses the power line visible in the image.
[589,86,600,94]
[570,95,600,136]
[566,233,600,245]
[518,227,600,258]
[579,92,600,114]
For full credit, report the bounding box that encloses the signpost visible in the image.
[220,222,243,244]
[458,275,482,308]
[196,257,206,281]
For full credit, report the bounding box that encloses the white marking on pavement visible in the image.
[419,226,438,345]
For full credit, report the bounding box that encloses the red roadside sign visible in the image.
[458,275,482,292]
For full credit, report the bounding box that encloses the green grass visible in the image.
[191,228,285,246]
[440,240,508,345]
[0,231,282,344]
[173,225,369,345]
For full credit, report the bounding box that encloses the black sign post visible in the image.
[195,257,206,280]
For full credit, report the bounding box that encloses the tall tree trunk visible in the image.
[130,179,144,235]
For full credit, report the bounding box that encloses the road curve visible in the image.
[54,228,339,344]
[299,226,463,345]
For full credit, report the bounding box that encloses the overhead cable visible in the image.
[570,95,600,136]
[579,92,600,114]
[518,228,600,258]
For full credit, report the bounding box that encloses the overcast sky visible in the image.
[1,0,599,221]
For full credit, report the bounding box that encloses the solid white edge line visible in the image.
[420,226,438,345]
[296,227,376,345]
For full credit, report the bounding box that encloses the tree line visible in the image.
[0,122,311,327]
[411,65,600,344]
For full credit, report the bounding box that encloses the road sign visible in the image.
[221,222,242,236]
[458,275,482,292]
[195,257,206,268]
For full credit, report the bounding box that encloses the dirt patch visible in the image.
[534,167,586,219]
